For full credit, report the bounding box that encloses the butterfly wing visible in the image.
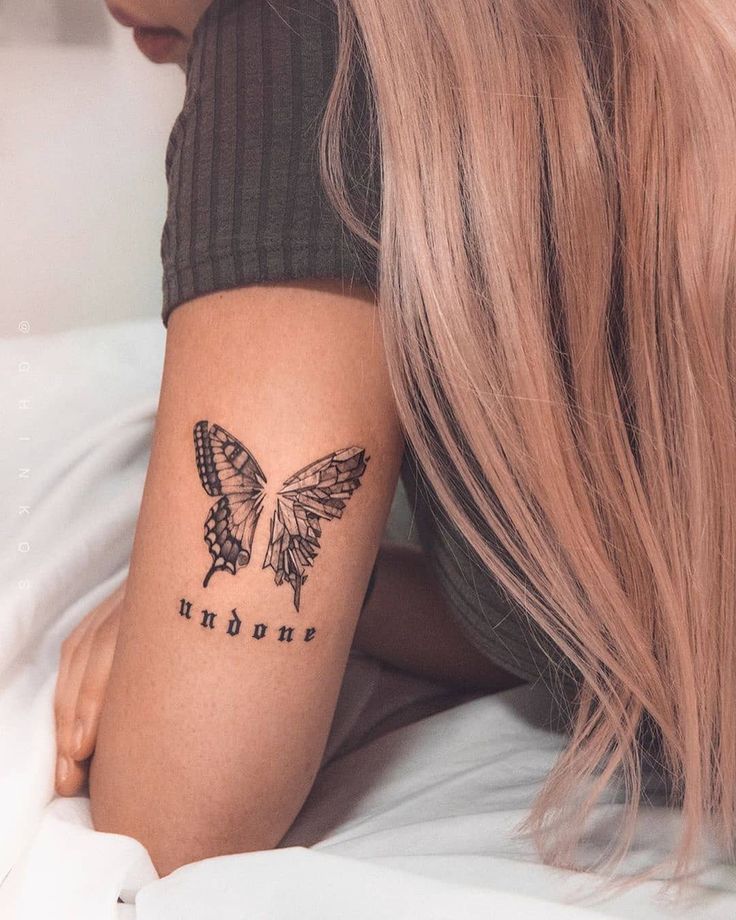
[194,421,267,587]
[263,447,368,610]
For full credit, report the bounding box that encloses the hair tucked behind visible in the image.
[319,0,736,895]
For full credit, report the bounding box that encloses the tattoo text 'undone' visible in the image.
[177,597,317,644]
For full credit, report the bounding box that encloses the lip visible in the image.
[107,4,156,29]
[106,4,186,64]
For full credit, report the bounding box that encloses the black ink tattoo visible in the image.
[278,626,294,643]
[227,609,241,637]
[194,421,266,588]
[194,420,368,610]
[262,447,369,611]
[176,597,316,643]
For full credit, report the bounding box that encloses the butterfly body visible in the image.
[194,421,368,609]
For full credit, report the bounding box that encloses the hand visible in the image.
[54,581,124,796]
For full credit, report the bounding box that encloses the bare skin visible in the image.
[53,281,522,877]
[89,282,403,876]
[57,280,518,875]
[54,542,522,797]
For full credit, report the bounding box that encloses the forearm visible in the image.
[89,281,403,875]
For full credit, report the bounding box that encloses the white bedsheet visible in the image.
[2,319,736,919]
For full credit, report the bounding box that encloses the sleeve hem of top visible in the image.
[161,243,378,326]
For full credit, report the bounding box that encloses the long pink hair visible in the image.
[319,0,736,895]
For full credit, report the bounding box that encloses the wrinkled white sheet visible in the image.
[2,320,736,919]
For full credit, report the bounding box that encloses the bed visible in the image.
[2,319,736,919]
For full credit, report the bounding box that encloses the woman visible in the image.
[54,0,736,894]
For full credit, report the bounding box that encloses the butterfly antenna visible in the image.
[203,564,218,588]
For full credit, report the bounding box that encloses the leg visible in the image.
[353,542,526,694]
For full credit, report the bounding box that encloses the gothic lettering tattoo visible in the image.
[194,421,368,610]
[178,597,317,643]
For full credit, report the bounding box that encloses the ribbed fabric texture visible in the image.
[400,449,579,691]
[161,0,378,322]
[160,0,574,691]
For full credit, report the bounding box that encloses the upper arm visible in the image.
[90,279,403,874]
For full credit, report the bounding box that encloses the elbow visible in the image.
[88,754,297,877]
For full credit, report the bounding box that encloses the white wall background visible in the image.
[0,0,186,334]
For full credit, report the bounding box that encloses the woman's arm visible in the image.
[90,279,403,876]
[355,543,526,693]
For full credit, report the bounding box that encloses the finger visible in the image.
[53,584,126,796]
[53,586,124,736]
[54,629,88,762]
[55,626,96,795]
[71,613,119,761]
[54,632,83,723]
[55,750,89,798]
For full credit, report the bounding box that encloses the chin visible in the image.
[132,27,188,65]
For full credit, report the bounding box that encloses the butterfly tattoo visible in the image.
[193,421,369,611]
